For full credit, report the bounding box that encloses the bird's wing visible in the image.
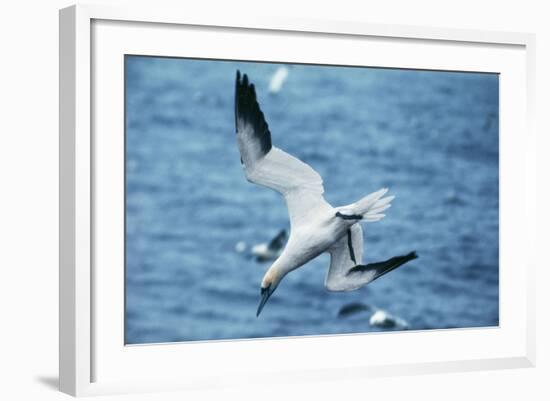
[325,224,366,291]
[235,71,330,227]
[326,223,418,291]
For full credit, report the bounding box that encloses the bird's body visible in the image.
[234,71,417,316]
[274,206,353,273]
[268,210,342,276]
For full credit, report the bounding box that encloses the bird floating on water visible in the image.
[337,302,373,318]
[251,229,288,262]
[369,309,409,330]
[234,229,288,262]
[234,71,418,317]
[337,302,409,330]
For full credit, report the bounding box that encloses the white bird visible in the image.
[369,309,409,330]
[234,71,417,316]
[251,229,288,262]
[337,302,409,330]
[268,66,289,94]
[234,230,287,261]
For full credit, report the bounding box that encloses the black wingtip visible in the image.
[346,251,418,279]
[235,71,241,133]
[234,71,272,155]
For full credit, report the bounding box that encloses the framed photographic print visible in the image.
[59,4,536,396]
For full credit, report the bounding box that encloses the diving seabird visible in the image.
[234,71,418,317]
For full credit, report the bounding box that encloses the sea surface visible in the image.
[125,56,499,344]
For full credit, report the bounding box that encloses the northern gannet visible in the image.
[337,302,409,330]
[234,229,288,262]
[337,302,373,318]
[251,229,288,262]
[369,309,409,330]
[234,71,418,317]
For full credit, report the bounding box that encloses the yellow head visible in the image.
[256,267,284,317]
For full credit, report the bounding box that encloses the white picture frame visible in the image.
[59,3,536,397]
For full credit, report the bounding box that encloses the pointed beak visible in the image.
[256,285,273,317]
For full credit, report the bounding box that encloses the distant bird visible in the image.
[251,229,288,262]
[233,229,288,262]
[369,309,409,330]
[337,302,372,318]
[337,302,409,330]
[234,71,418,317]
[268,66,289,94]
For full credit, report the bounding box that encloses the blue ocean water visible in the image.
[125,56,499,344]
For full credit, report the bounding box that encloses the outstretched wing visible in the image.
[326,223,417,291]
[235,71,331,227]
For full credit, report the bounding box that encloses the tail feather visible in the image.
[363,213,386,222]
[352,188,395,222]
[368,199,393,215]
